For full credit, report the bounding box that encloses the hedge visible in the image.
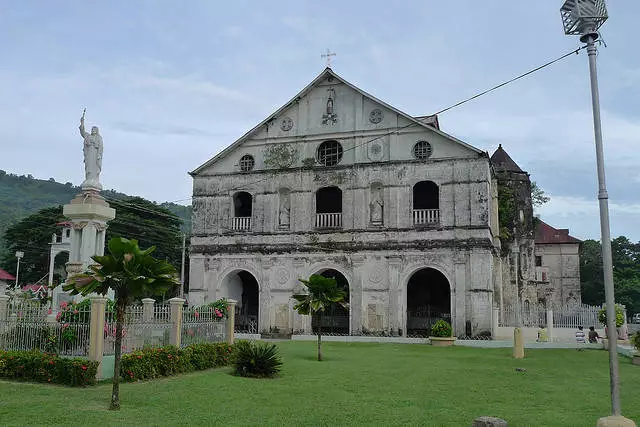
[119,342,234,382]
[0,350,99,386]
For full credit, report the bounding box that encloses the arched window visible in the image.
[316,140,343,166]
[232,192,253,231]
[315,186,342,228]
[412,181,439,225]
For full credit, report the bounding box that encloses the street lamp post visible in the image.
[560,0,626,420]
[15,251,24,289]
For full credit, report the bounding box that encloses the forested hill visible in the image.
[0,170,191,255]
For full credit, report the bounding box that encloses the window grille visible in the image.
[239,155,255,171]
[317,141,343,166]
[413,141,433,160]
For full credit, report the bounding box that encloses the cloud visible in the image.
[538,194,640,242]
[111,121,223,137]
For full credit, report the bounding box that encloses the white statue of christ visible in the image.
[78,109,103,191]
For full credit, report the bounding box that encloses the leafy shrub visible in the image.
[119,342,234,382]
[0,350,98,386]
[598,304,625,328]
[632,332,640,353]
[233,340,282,378]
[430,320,453,338]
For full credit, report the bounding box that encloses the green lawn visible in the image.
[1,341,638,426]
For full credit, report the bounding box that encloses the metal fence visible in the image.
[499,304,547,327]
[181,306,227,347]
[553,304,602,329]
[499,303,603,329]
[103,304,172,355]
[0,301,90,356]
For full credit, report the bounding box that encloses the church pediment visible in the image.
[192,69,482,176]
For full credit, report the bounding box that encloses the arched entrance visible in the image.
[406,268,451,336]
[220,270,259,333]
[311,269,349,334]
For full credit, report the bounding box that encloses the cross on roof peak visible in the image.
[321,49,336,68]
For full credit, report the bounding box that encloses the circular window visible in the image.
[316,140,343,166]
[239,154,255,171]
[413,141,433,160]
[369,108,383,124]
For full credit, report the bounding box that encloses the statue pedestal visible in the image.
[53,192,115,308]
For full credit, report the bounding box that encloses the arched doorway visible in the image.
[311,269,349,334]
[220,270,259,333]
[406,268,451,336]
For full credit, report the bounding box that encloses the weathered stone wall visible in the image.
[188,248,495,336]
[535,242,581,307]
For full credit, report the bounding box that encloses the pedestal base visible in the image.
[597,415,636,427]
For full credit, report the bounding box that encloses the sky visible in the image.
[0,1,638,242]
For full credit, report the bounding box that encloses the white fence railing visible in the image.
[232,216,251,231]
[413,209,439,225]
[553,304,602,329]
[315,213,342,229]
[499,303,603,329]
[0,300,90,356]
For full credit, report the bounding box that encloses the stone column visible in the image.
[142,298,155,322]
[88,297,107,377]
[227,299,237,344]
[492,308,499,338]
[0,295,9,321]
[387,255,403,336]
[350,254,365,335]
[454,252,468,337]
[168,297,185,347]
[546,308,554,342]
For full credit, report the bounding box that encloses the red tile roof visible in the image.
[535,220,581,244]
[0,268,15,281]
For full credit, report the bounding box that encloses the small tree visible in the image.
[63,237,179,410]
[292,274,348,361]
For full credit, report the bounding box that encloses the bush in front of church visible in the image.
[233,340,282,378]
[430,320,453,338]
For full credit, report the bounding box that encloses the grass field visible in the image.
[0,341,638,426]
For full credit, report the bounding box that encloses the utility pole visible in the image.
[15,251,24,289]
[180,233,186,298]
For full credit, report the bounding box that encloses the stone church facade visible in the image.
[188,68,502,337]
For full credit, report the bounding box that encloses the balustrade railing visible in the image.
[232,216,251,231]
[315,213,342,229]
[413,209,439,225]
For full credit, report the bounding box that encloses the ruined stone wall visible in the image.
[534,242,581,307]
[188,248,495,336]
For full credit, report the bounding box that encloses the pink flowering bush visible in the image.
[184,298,230,321]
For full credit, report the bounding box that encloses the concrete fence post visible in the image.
[142,298,155,323]
[546,309,554,342]
[88,297,107,377]
[168,298,185,347]
[0,295,9,321]
[492,308,500,338]
[227,299,237,345]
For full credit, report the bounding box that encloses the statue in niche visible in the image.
[279,190,291,228]
[322,88,337,125]
[78,109,103,191]
[370,185,383,225]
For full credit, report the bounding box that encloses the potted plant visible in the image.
[632,332,640,366]
[429,320,456,347]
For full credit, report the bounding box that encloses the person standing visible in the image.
[576,325,586,350]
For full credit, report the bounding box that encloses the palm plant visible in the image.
[63,237,178,410]
[292,274,348,361]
